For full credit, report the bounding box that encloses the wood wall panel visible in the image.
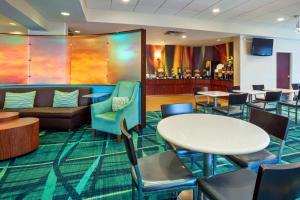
[146,79,233,95]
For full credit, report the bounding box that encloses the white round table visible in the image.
[157,114,270,177]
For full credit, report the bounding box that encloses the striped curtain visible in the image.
[165,45,175,76]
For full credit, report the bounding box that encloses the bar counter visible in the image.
[146,79,233,95]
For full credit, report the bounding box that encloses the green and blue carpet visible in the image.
[0,110,300,199]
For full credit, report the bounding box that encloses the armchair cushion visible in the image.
[95,112,117,122]
[112,97,129,112]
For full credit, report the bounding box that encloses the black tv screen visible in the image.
[251,38,273,56]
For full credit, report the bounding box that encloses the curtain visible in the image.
[165,45,175,76]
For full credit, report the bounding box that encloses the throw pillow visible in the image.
[112,97,129,112]
[53,90,79,108]
[4,91,36,109]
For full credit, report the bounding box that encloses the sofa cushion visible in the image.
[2,106,89,119]
[4,91,36,109]
[53,90,79,108]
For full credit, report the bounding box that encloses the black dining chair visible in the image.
[193,86,211,113]
[252,84,265,102]
[291,83,300,90]
[161,103,202,167]
[213,93,248,118]
[291,83,300,101]
[198,162,300,200]
[226,108,290,171]
[121,119,198,200]
[227,85,240,93]
[247,91,282,114]
[279,90,300,124]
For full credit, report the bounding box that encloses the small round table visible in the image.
[157,114,270,199]
[157,114,270,175]
[0,113,39,160]
[0,112,19,123]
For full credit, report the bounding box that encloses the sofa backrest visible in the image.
[0,87,91,108]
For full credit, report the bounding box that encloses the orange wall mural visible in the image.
[0,31,142,85]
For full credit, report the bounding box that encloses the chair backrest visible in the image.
[297,90,300,99]
[291,83,300,90]
[193,86,208,95]
[252,85,265,91]
[253,163,300,200]
[264,91,282,102]
[228,93,248,106]
[115,81,139,99]
[161,103,193,119]
[227,86,240,93]
[121,119,138,166]
[249,108,290,141]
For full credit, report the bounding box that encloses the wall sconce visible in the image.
[154,51,161,61]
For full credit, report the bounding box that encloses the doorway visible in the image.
[277,52,291,89]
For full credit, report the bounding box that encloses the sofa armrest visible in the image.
[91,98,112,115]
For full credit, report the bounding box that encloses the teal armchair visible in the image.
[91,81,140,141]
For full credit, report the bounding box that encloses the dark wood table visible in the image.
[0,112,39,160]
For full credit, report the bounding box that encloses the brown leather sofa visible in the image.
[0,87,91,130]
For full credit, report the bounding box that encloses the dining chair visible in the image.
[161,103,202,167]
[198,162,300,200]
[212,93,248,118]
[226,108,290,171]
[252,84,265,102]
[121,119,198,200]
[291,83,300,90]
[247,91,282,114]
[279,90,300,124]
[193,86,214,113]
[291,83,300,101]
[227,85,240,93]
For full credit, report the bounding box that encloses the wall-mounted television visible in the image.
[251,38,273,56]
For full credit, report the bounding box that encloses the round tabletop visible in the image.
[157,114,270,155]
[0,112,19,123]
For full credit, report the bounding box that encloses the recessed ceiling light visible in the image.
[212,8,220,13]
[122,0,130,2]
[181,35,187,39]
[216,39,221,42]
[10,31,22,34]
[9,22,16,26]
[74,30,80,33]
[61,12,70,16]
[277,17,285,22]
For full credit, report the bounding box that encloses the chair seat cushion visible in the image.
[198,168,257,200]
[247,102,277,111]
[227,150,278,169]
[2,106,89,119]
[213,106,243,115]
[279,100,299,107]
[131,150,196,192]
[95,112,117,122]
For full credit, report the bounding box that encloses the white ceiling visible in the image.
[0,0,299,42]
[0,13,27,34]
[84,0,300,28]
[68,22,236,45]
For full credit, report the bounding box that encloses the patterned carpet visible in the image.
[1,108,300,199]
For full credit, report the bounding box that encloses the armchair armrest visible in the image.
[91,98,112,114]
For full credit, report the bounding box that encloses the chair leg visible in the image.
[296,108,298,124]
[193,188,198,200]
[191,156,194,168]
[116,135,122,143]
[92,129,96,136]
[138,189,143,200]
[132,180,135,200]
[288,107,290,118]
[213,155,217,175]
